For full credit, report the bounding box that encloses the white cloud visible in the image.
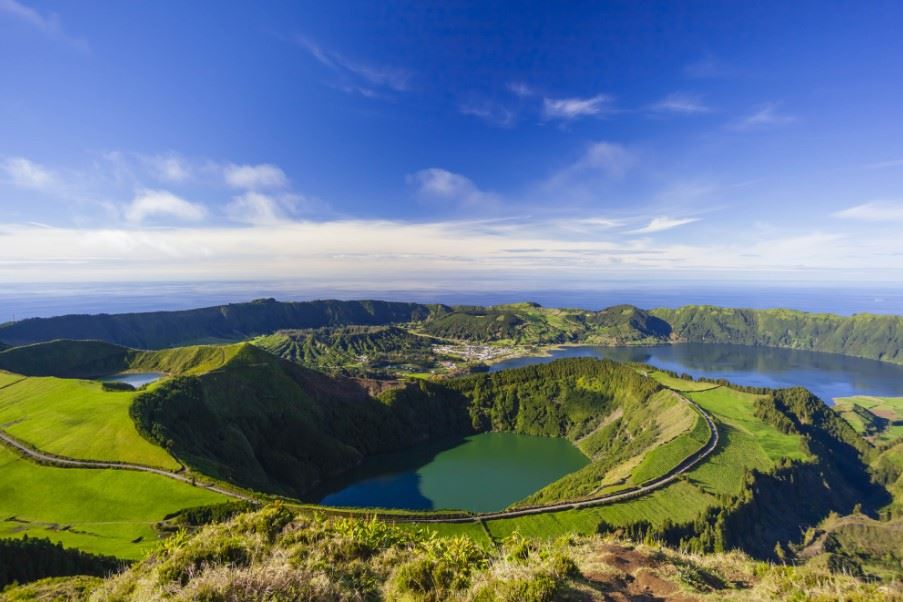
[124,189,206,224]
[572,142,634,178]
[833,201,903,222]
[0,219,895,285]
[0,0,88,51]
[732,102,795,130]
[542,94,613,121]
[224,163,288,190]
[407,168,498,208]
[629,216,700,234]
[143,153,191,183]
[297,36,411,95]
[2,157,55,190]
[649,92,711,115]
[226,192,288,225]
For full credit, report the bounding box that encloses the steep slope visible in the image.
[653,305,903,364]
[129,344,474,497]
[0,340,132,378]
[0,298,443,349]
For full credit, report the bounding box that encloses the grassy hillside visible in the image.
[6,504,897,601]
[0,340,132,378]
[0,298,443,349]
[834,395,903,443]
[0,446,226,559]
[0,371,179,469]
[653,305,903,364]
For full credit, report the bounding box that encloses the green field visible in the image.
[0,371,179,469]
[480,383,810,540]
[628,412,710,484]
[834,396,903,443]
[0,446,226,559]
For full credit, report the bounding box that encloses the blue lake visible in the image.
[490,343,903,404]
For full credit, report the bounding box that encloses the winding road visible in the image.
[0,428,256,503]
[0,389,718,523]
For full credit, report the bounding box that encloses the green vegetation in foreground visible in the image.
[5,504,897,601]
[834,395,903,443]
[0,371,179,469]
[0,446,227,559]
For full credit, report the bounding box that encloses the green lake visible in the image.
[316,432,589,512]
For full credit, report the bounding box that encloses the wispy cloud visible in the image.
[629,216,700,234]
[506,82,535,97]
[833,201,903,222]
[226,192,289,225]
[0,0,88,51]
[684,56,726,79]
[458,100,515,128]
[649,92,711,115]
[224,163,288,190]
[296,35,411,96]
[731,102,796,130]
[2,157,56,190]
[866,158,903,170]
[542,94,614,121]
[407,168,499,209]
[124,190,207,224]
[141,153,192,184]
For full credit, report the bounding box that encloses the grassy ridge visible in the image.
[0,372,179,469]
[0,446,225,559]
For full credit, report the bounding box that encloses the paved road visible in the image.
[385,392,720,524]
[0,428,256,502]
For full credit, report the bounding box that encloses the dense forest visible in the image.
[0,537,124,588]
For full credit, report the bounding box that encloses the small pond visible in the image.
[98,372,165,388]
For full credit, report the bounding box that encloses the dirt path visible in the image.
[0,428,256,502]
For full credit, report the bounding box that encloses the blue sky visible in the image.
[2,1,903,290]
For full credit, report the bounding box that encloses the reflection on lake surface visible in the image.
[98,372,165,388]
[490,343,903,404]
[315,432,589,512]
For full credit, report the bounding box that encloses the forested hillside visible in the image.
[0,298,443,349]
[654,306,903,364]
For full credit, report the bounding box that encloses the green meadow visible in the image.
[0,446,226,559]
[0,371,179,470]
